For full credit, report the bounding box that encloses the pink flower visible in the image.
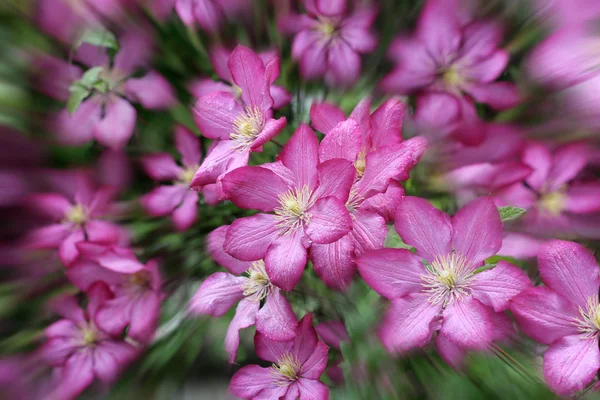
[55,29,175,149]
[229,314,329,400]
[141,126,216,231]
[357,197,530,362]
[174,0,252,31]
[309,98,427,289]
[65,242,162,342]
[283,0,378,86]
[189,46,291,109]
[41,282,139,400]
[190,45,287,189]
[189,226,297,363]
[510,240,600,395]
[382,0,519,126]
[220,124,355,291]
[24,172,128,266]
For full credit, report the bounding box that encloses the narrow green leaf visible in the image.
[78,29,118,50]
[66,83,90,114]
[497,205,526,222]
[473,263,496,274]
[80,66,104,87]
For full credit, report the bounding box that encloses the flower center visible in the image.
[65,203,88,225]
[179,166,198,185]
[81,327,99,346]
[271,353,301,386]
[345,187,363,214]
[537,190,566,217]
[129,270,152,290]
[441,64,464,89]
[318,21,337,38]
[421,252,472,306]
[231,106,265,151]
[274,185,315,234]
[354,150,367,178]
[242,261,272,302]
[575,296,600,337]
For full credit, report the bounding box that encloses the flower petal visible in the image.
[193,92,242,140]
[254,330,294,363]
[441,297,494,350]
[124,71,175,110]
[325,40,361,87]
[175,125,202,167]
[207,226,252,274]
[305,196,352,244]
[224,213,280,261]
[436,332,466,369]
[278,123,319,190]
[94,96,136,150]
[318,119,362,162]
[265,230,307,292]
[229,365,277,399]
[172,190,198,231]
[312,159,356,202]
[465,82,520,110]
[250,117,287,151]
[547,142,590,190]
[293,314,319,364]
[24,224,70,249]
[128,292,160,342]
[566,183,600,214]
[360,181,404,223]
[471,260,531,312]
[55,100,101,146]
[297,378,329,400]
[416,0,461,62]
[369,98,405,148]
[141,185,188,216]
[47,351,94,400]
[221,166,289,212]
[309,102,346,134]
[141,153,183,181]
[256,288,298,341]
[228,45,272,110]
[188,272,246,316]
[311,234,356,290]
[190,140,249,188]
[301,341,329,379]
[225,298,260,364]
[351,210,388,256]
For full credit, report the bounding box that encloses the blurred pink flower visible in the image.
[141,126,217,231]
[357,197,530,362]
[309,98,427,289]
[190,227,297,363]
[220,124,354,291]
[510,240,600,395]
[190,45,287,189]
[229,314,329,400]
[173,0,252,31]
[41,283,139,400]
[282,0,378,86]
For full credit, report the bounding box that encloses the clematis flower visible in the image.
[173,0,252,32]
[189,46,291,109]
[65,242,162,342]
[24,172,127,266]
[229,314,329,400]
[494,141,600,240]
[510,240,600,395]
[382,0,519,128]
[141,126,217,231]
[55,29,175,149]
[282,0,378,86]
[42,282,139,400]
[309,98,427,289]
[315,320,349,385]
[189,226,297,363]
[190,45,287,190]
[357,197,530,363]
[221,123,355,292]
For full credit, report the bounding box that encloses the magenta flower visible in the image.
[357,197,530,362]
[173,0,252,31]
[24,172,127,266]
[190,226,297,363]
[42,282,139,400]
[283,0,378,86]
[189,46,291,109]
[510,240,600,395]
[65,242,162,342]
[141,126,216,231]
[382,0,519,125]
[55,29,175,149]
[220,124,355,291]
[229,314,329,400]
[190,45,287,189]
[309,98,427,289]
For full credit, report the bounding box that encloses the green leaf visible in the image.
[80,66,104,87]
[473,263,496,274]
[66,83,90,114]
[497,205,526,222]
[78,29,118,50]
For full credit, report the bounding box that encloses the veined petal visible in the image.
[325,40,361,87]
[24,224,70,249]
[278,124,319,190]
[351,210,388,256]
[566,183,600,214]
[175,125,202,167]
[190,140,249,188]
[360,182,404,223]
[193,92,242,140]
[318,119,362,162]
[124,71,175,110]
[416,0,461,62]
[547,142,590,190]
[207,226,252,274]
[221,166,289,212]
[312,159,355,202]
[471,260,531,312]
[297,378,329,400]
[265,230,307,292]
[228,45,272,110]
[250,117,287,151]
[311,234,356,290]
[141,153,183,181]
[305,196,352,244]
[254,330,294,363]
[229,365,275,399]
[47,351,94,400]
[522,142,552,191]
[465,82,520,110]
[188,272,246,317]
[436,332,466,369]
[309,102,346,134]
[225,298,260,364]
[369,98,405,148]
[224,214,280,261]
[256,288,298,341]
[141,185,188,216]
[301,341,329,380]
[293,314,319,364]
[441,297,494,350]
[172,190,198,231]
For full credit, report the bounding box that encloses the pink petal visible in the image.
[141,153,183,181]
[77,243,143,274]
[510,287,580,345]
[174,125,202,167]
[465,82,520,110]
[193,91,243,140]
[451,197,503,266]
[228,45,273,110]
[360,182,404,223]
[351,210,388,256]
[459,21,503,62]
[256,288,298,341]
[369,98,405,148]
[94,96,136,150]
[128,292,160,342]
[172,190,198,231]
[190,140,249,188]
[316,0,345,16]
[58,230,85,266]
[300,341,329,379]
[224,213,280,261]
[141,185,188,216]
[175,0,194,25]
[24,224,70,249]
[86,281,113,321]
[265,230,307,292]
[229,365,276,399]
[46,319,80,339]
[394,196,452,262]
[498,232,543,259]
[441,297,494,350]
[47,351,94,400]
[207,226,252,274]
[113,29,153,74]
[311,234,356,290]
[381,40,436,93]
[312,159,356,202]
[436,332,466,369]
[278,123,319,190]
[297,378,329,400]
[293,314,319,364]
[416,0,461,61]
[309,102,346,134]
[30,193,72,219]
[259,161,296,187]
[225,298,260,364]
[55,100,101,146]
[42,337,78,366]
[566,183,600,214]
[547,142,590,190]
[93,340,138,383]
[250,117,287,150]
[325,40,361,87]
[221,166,289,212]
[544,335,600,396]
[305,196,352,244]
[125,71,175,110]
[315,321,349,350]
[254,330,294,363]
[522,142,552,191]
[94,294,133,337]
[270,85,292,109]
[357,248,426,300]
[461,50,509,83]
[379,293,442,353]
[188,78,233,99]
[538,239,600,309]
[194,0,224,32]
[340,26,378,53]
[209,46,233,81]
[188,272,246,316]
[298,34,328,80]
[318,119,362,162]
[66,259,122,291]
[470,260,531,312]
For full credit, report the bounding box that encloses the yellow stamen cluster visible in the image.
[65,203,88,225]
[318,21,337,38]
[575,296,600,338]
[274,185,316,234]
[129,271,152,289]
[81,327,98,346]
[354,150,367,178]
[179,166,198,185]
[242,261,272,302]
[441,65,464,89]
[231,106,265,151]
[271,353,302,386]
[537,190,566,217]
[345,187,364,214]
[422,252,473,306]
